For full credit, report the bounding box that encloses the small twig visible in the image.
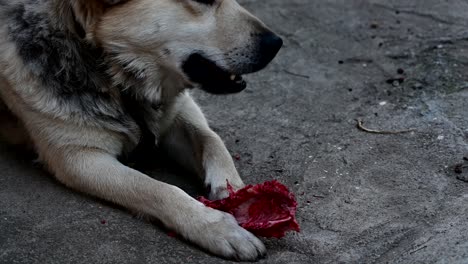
[283,70,310,79]
[356,119,415,134]
[409,245,428,254]
[313,195,326,199]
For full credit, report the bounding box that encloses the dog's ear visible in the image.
[68,0,130,38]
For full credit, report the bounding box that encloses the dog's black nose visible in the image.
[252,32,283,72]
[259,32,283,60]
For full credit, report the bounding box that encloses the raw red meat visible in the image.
[167,231,177,238]
[199,180,300,238]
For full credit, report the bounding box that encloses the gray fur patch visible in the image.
[4,1,141,149]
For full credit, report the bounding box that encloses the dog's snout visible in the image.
[250,31,283,72]
[259,32,283,60]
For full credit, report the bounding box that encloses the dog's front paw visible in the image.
[184,208,266,261]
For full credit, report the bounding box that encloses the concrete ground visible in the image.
[1,0,468,263]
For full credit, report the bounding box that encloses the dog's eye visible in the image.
[192,0,215,5]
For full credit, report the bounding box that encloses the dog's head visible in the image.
[75,0,282,95]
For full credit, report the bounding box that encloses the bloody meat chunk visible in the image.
[199,180,300,238]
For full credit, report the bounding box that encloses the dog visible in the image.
[0,0,282,260]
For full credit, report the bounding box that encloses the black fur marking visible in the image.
[6,3,139,144]
[71,8,86,39]
[8,4,106,95]
[192,0,215,5]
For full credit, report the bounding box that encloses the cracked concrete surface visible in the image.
[1,0,468,263]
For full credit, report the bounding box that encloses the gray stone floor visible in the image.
[1,0,468,263]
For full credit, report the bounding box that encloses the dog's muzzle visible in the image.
[182,32,283,95]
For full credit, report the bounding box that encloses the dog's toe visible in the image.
[208,186,230,200]
[208,181,245,201]
[227,229,266,261]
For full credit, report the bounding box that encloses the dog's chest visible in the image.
[122,93,165,138]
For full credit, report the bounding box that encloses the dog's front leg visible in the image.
[161,92,245,200]
[42,146,265,260]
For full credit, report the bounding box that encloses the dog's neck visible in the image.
[55,0,189,105]
[105,52,190,105]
